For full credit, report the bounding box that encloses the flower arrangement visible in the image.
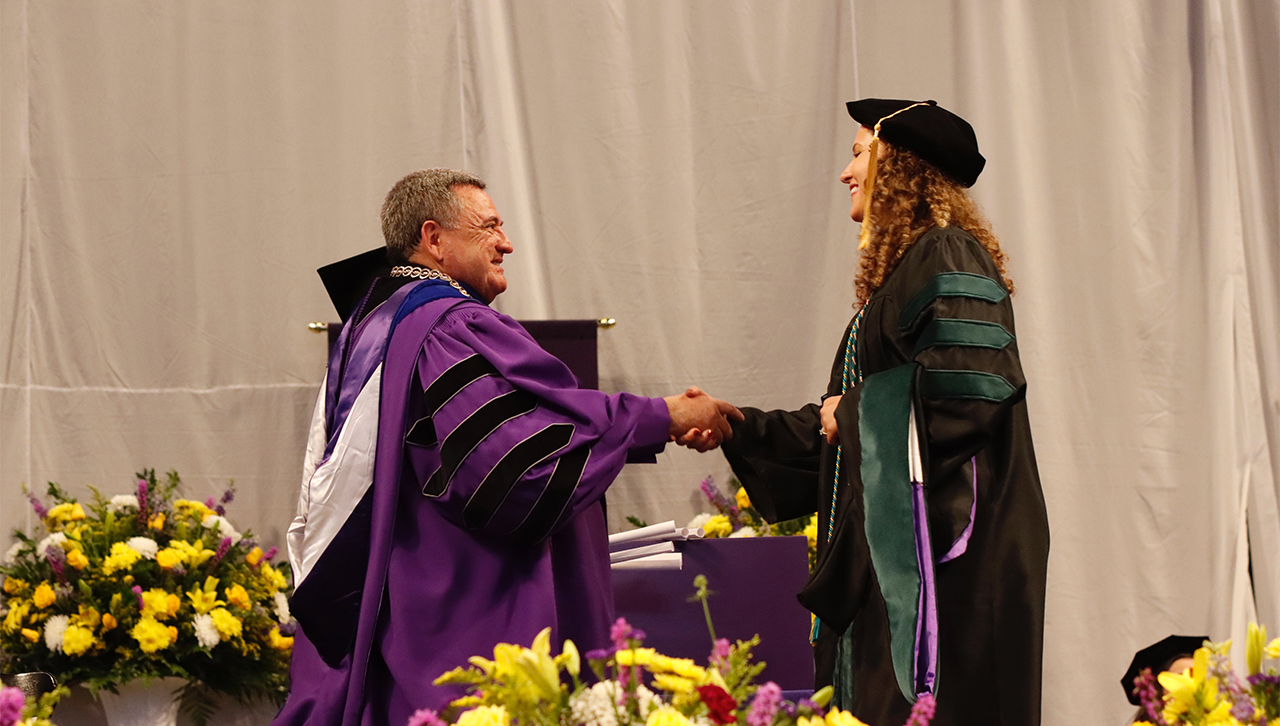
[1132,623,1280,725]
[411,575,935,726]
[0,470,295,721]
[682,478,816,571]
[0,684,66,726]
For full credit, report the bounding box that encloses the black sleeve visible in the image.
[720,404,823,523]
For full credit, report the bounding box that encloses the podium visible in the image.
[611,536,814,690]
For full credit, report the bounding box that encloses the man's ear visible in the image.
[416,219,446,265]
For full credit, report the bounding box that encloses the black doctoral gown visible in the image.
[722,226,1049,726]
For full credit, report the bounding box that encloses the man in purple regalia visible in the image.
[275,169,740,726]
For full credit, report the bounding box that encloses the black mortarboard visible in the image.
[1120,634,1207,705]
[317,247,391,323]
[845,98,985,188]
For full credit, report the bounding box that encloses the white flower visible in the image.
[126,537,159,560]
[4,542,23,565]
[201,515,241,545]
[273,592,291,624]
[193,613,221,648]
[44,615,70,652]
[728,527,758,538]
[106,494,139,513]
[569,681,660,726]
[685,512,712,530]
[35,532,67,558]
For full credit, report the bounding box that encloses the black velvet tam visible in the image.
[846,98,986,187]
[1121,634,1207,705]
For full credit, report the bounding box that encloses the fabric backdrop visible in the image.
[1,2,1277,724]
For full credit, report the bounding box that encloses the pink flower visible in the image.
[28,495,48,520]
[745,682,780,726]
[710,638,732,669]
[904,693,936,726]
[0,686,26,726]
[406,708,446,726]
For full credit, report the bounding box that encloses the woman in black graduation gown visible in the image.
[720,99,1049,726]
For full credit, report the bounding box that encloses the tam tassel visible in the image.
[858,135,882,250]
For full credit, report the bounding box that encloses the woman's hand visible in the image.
[820,395,841,444]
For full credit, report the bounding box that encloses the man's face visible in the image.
[435,186,513,303]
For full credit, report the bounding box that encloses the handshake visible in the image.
[663,386,744,453]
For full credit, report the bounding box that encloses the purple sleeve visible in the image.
[400,305,670,542]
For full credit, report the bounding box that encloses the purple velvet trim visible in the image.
[938,456,978,564]
[911,481,939,696]
[322,281,423,461]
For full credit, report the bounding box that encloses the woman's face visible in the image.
[840,126,876,223]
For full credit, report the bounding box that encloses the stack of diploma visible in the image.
[608,520,704,571]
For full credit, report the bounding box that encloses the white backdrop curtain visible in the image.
[1,2,1277,725]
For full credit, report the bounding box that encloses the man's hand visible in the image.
[820,395,841,444]
[665,386,744,452]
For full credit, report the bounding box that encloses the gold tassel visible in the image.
[858,136,881,250]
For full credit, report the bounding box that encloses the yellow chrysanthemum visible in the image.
[32,582,56,609]
[65,548,89,570]
[269,626,294,651]
[5,600,31,633]
[734,486,752,511]
[76,605,100,629]
[21,627,40,643]
[703,515,732,538]
[140,589,180,620]
[102,541,142,575]
[456,705,510,726]
[652,674,695,693]
[131,616,174,653]
[2,576,29,595]
[173,499,216,520]
[615,647,657,667]
[102,613,118,631]
[62,624,96,656]
[646,706,693,726]
[225,583,252,610]
[209,607,243,639]
[245,547,264,566]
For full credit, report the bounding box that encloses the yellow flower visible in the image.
[209,608,242,639]
[456,706,509,726]
[615,647,657,667]
[803,516,819,549]
[173,499,216,520]
[3,600,31,633]
[76,605,100,629]
[101,613,118,631]
[131,616,174,653]
[269,626,294,651]
[45,502,86,529]
[225,584,251,610]
[102,541,142,575]
[1267,637,1280,660]
[3,577,29,595]
[168,625,179,642]
[140,589,180,620]
[1158,647,1233,724]
[515,648,561,702]
[646,707,693,726]
[798,717,823,726]
[148,512,166,530]
[32,582,56,609]
[260,564,288,591]
[556,639,580,678]
[436,667,474,686]
[1247,623,1266,675]
[448,696,483,710]
[21,627,40,643]
[825,708,871,726]
[62,624,96,656]
[734,486,752,511]
[652,674,695,693]
[187,577,225,614]
[703,514,732,538]
[156,549,182,569]
[245,547,264,566]
[65,548,89,570]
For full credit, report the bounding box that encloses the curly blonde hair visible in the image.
[854,142,1013,304]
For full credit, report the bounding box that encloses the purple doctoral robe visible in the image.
[276,280,671,726]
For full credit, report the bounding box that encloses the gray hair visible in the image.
[381,168,487,263]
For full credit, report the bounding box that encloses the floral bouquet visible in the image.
[1132,623,1280,725]
[681,478,816,571]
[0,470,295,720]
[410,575,936,726]
[0,683,66,726]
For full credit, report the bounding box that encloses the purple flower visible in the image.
[1249,672,1280,686]
[904,693,937,726]
[778,702,797,718]
[28,495,48,520]
[406,708,447,726]
[584,647,613,661]
[746,682,781,726]
[797,699,823,717]
[263,546,278,561]
[208,536,232,568]
[0,686,27,726]
[221,489,235,505]
[46,547,68,584]
[132,585,145,609]
[137,479,150,524]
[279,621,298,636]
[1207,652,1255,721]
[216,505,226,516]
[710,638,732,669]
[1132,669,1168,726]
